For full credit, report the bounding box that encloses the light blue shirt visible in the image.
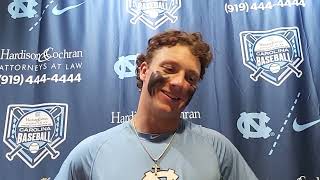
[55,120,258,180]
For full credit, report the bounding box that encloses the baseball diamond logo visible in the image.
[3,103,68,168]
[126,0,181,30]
[240,27,304,86]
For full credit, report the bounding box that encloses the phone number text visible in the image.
[225,0,305,14]
[0,73,81,85]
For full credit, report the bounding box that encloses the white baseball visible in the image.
[269,63,281,73]
[29,142,40,153]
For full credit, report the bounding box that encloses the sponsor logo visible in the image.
[114,54,138,79]
[0,48,83,62]
[8,0,38,19]
[8,0,86,31]
[111,110,201,124]
[237,112,273,139]
[126,0,181,30]
[52,2,86,16]
[3,103,68,168]
[111,111,136,124]
[293,118,320,132]
[149,134,161,139]
[240,27,304,86]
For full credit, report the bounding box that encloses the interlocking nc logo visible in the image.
[3,103,68,168]
[8,0,38,19]
[237,112,273,139]
[114,54,139,79]
[126,0,181,30]
[40,177,51,180]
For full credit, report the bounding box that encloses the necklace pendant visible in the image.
[153,163,160,176]
[142,164,179,180]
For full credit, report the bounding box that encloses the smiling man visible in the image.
[55,30,258,180]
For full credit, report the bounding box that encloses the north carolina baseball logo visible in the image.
[3,103,68,168]
[126,0,181,30]
[240,27,304,86]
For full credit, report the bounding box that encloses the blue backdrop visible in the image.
[0,0,319,179]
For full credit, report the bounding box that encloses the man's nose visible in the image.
[169,72,187,89]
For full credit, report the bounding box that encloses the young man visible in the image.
[55,30,258,180]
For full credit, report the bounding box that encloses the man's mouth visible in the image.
[161,90,182,101]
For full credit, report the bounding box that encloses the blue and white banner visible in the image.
[0,0,319,179]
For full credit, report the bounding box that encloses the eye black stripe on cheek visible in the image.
[147,71,168,96]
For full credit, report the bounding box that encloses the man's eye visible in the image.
[163,66,175,73]
[187,75,199,85]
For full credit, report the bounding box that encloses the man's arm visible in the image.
[218,136,258,180]
[55,136,98,180]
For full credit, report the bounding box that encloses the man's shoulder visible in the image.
[55,122,131,179]
[184,120,230,143]
[183,120,237,153]
[68,121,130,158]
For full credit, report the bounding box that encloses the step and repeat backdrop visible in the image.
[0,0,319,179]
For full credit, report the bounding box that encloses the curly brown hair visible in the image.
[136,30,213,90]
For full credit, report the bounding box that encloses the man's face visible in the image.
[139,45,201,114]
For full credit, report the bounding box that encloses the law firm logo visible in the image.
[126,0,181,30]
[3,103,68,168]
[240,27,304,86]
[8,0,38,19]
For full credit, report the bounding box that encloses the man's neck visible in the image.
[133,109,181,134]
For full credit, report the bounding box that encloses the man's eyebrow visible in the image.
[160,60,179,65]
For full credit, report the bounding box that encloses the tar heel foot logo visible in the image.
[8,0,38,19]
[114,54,139,79]
[3,103,68,168]
[240,27,304,86]
[237,112,273,139]
[126,0,181,30]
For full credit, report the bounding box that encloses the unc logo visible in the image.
[8,0,38,19]
[143,169,179,180]
[240,27,304,86]
[126,0,181,30]
[3,103,68,168]
[40,177,51,180]
[297,176,307,180]
[237,112,272,139]
[114,54,138,79]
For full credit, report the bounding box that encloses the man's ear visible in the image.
[139,61,149,81]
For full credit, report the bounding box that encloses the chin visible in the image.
[157,103,184,115]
